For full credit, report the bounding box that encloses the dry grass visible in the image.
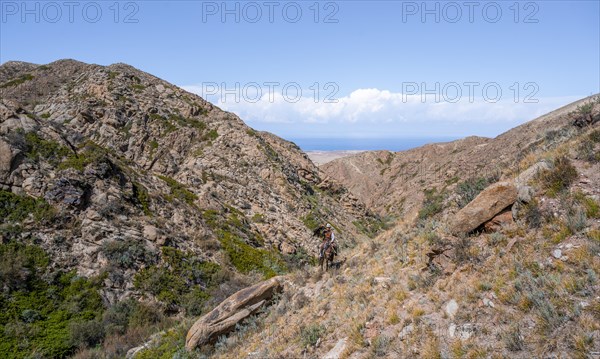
[200,139,600,359]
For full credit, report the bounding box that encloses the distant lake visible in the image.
[288,137,459,152]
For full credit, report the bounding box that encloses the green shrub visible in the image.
[1,73,34,88]
[576,102,594,116]
[0,241,48,290]
[135,326,188,359]
[455,177,490,208]
[131,83,146,91]
[168,114,206,131]
[251,213,265,223]
[537,156,578,196]
[149,140,159,152]
[181,288,211,317]
[503,325,524,351]
[158,175,198,205]
[454,236,473,264]
[23,131,70,164]
[69,320,105,349]
[149,113,177,134]
[566,206,587,233]
[371,335,391,357]
[513,270,565,333]
[102,299,135,335]
[127,301,163,328]
[202,209,221,229]
[207,129,218,140]
[101,239,157,269]
[418,188,446,220]
[59,141,108,172]
[219,232,286,278]
[589,129,600,143]
[284,247,317,269]
[134,247,220,310]
[300,324,325,347]
[132,182,152,216]
[0,190,55,224]
[0,242,105,358]
[521,199,543,229]
[353,216,391,238]
[302,211,320,231]
[577,131,600,162]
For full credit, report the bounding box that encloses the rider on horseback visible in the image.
[320,223,338,259]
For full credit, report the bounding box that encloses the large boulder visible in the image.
[0,139,18,183]
[450,181,517,235]
[185,276,284,351]
[514,160,551,188]
[483,209,514,232]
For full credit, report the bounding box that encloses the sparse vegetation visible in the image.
[577,130,600,162]
[1,73,34,88]
[22,131,71,164]
[204,129,219,141]
[521,199,543,228]
[300,324,325,347]
[455,176,492,208]
[102,239,157,269]
[353,215,392,238]
[134,247,221,314]
[0,241,105,357]
[132,182,152,216]
[158,175,198,205]
[503,324,525,351]
[576,101,594,116]
[219,231,286,278]
[0,190,55,224]
[59,141,109,172]
[418,187,446,219]
[302,211,320,231]
[537,156,578,196]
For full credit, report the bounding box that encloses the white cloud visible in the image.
[182,84,581,134]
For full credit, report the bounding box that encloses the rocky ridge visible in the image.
[322,96,600,222]
[0,59,371,306]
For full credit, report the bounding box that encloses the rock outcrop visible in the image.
[0,59,369,305]
[321,96,598,220]
[185,276,284,351]
[482,209,514,232]
[450,181,517,235]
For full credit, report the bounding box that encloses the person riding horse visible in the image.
[319,223,338,259]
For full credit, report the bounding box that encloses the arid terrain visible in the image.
[306,151,366,166]
[1,60,599,359]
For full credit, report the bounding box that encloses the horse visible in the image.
[318,242,335,271]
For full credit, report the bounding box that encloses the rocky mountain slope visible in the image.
[150,97,598,359]
[0,59,374,358]
[322,96,600,223]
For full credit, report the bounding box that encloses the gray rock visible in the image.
[449,323,475,340]
[517,185,534,203]
[450,182,517,235]
[323,337,348,359]
[398,324,414,340]
[0,139,18,181]
[186,276,283,351]
[552,249,562,259]
[143,225,159,241]
[482,298,495,308]
[445,299,459,319]
[515,161,551,187]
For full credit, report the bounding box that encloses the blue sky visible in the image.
[1,0,599,142]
